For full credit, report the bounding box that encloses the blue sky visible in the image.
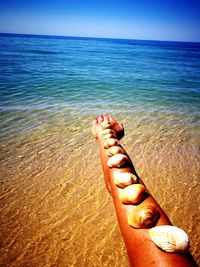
[0,0,200,42]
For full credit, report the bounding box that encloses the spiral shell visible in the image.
[103,138,119,149]
[128,204,159,228]
[113,172,138,188]
[106,146,125,157]
[149,225,189,253]
[107,154,129,168]
[119,184,146,204]
[101,121,112,129]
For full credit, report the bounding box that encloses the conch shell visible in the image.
[101,121,112,129]
[107,154,129,168]
[103,138,119,149]
[106,146,125,157]
[149,225,189,253]
[128,204,159,228]
[119,184,146,204]
[113,172,138,188]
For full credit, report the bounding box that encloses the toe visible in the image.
[103,114,109,122]
[120,122,124,130]
[108,115,116,126]
[98,115,104,123]
[93,118,98,126]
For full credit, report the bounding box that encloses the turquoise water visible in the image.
[0,34,200,266]
[1,34,200,114]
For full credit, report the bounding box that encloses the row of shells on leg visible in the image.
[103,134,129,168]
[149,225,189,253]
[100,122,159,230]
[100,121,189,254]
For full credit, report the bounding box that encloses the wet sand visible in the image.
[0,114,199,266]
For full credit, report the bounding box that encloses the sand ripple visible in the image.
[0,114,200,266]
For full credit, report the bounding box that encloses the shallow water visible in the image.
[0,34,200,266]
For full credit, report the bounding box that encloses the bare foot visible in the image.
[92,115,124,140]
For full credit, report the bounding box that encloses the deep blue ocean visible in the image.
[0,33,200,266]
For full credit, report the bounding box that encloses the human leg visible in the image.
[92,115,197,267]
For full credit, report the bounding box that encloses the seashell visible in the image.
[128,204,159,228]
[103,133,116,140]
[114,172,138,188]
[106,146,125,157]
[101,121,112,129]
[119,184,146,204]
[107,154,129,168]
[103,138,119,149]
[102,129,115,136]
[149,225,189,253]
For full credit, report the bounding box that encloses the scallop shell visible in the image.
[106,146,125,157]
[107,154,129,168]
[128,204,159,228]
[101,121,112,129]
[103,138,119,149]
[149,225,189,253]
[119,184,146,204]
[114,172,138,188]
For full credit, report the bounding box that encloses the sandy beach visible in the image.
[0,35,199,266]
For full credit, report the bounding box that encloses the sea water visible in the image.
[0,33,200,266]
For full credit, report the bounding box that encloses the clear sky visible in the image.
[0,0,200,42]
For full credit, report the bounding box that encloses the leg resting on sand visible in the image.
[92,115,197,267]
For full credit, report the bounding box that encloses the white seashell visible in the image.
[103,138,119,149]
[114,172,138,188]
[101,121,112,129]
[106,146,125,157]
[107,154,129,168]
[119,184,146,204]
[149,225,189,253]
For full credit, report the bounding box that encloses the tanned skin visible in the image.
[92,115,197,267]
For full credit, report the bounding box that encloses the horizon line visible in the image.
[0,32,200,44]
